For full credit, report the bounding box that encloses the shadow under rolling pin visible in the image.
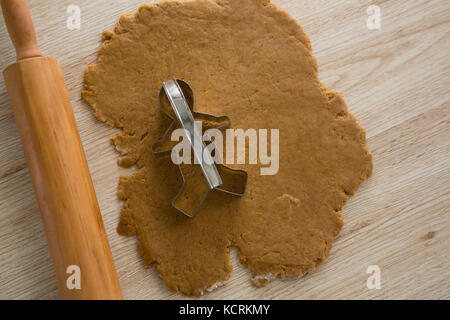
[1,0,122,299]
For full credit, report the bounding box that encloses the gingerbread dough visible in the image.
[83,0,372,296]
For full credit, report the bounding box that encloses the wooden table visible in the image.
[0,0,448,300]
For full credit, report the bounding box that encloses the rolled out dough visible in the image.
[83,0,373,296]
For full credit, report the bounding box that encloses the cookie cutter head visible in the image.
[151,79,248,218]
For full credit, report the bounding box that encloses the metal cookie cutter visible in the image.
[151,79,248,218]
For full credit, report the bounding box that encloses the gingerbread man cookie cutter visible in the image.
[151,79,248,217]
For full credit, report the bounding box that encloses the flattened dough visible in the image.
[83,0,373,296]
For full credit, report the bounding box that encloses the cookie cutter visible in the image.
[151,79,248,218]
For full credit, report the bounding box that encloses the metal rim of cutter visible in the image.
[150,79,248,218]
[162,79,222,189]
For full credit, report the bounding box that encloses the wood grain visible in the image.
[0,0,449,299]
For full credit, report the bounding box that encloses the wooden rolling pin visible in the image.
[1,0,122,299]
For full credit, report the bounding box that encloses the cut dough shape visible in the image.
[83,0,373,297]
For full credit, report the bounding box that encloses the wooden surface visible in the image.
[0,0,448,300]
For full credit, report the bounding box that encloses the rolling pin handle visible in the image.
[1,0,42,60]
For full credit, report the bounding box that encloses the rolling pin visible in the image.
[1,0,122,299]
